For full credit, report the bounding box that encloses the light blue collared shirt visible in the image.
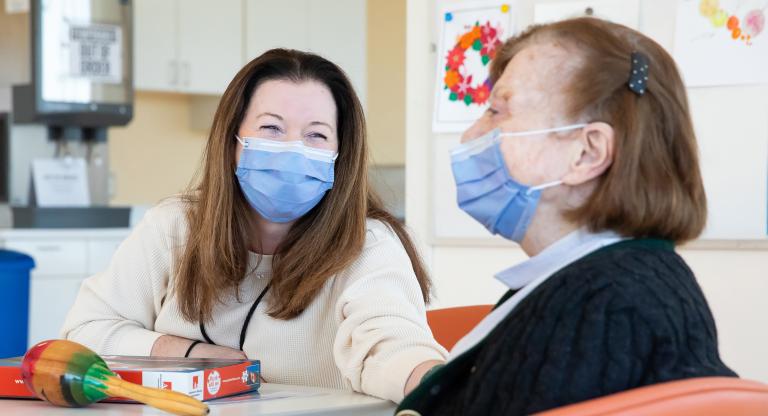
[447,228,626,361]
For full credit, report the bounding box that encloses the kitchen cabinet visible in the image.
[133,0,177,92]
[0,229,131,347]
[244,0,367,106]
[134,0,243,94]
[135,1,367,101]
[244,0,310,55]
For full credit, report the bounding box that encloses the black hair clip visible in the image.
[628,52,649,96]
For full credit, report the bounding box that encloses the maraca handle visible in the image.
[99,375,209,416]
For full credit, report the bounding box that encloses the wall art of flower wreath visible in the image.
[433,1,516,133]
[444,22,501,106]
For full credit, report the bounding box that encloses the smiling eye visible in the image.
[486,107,500,116]
[260,125,283,133]
[307,132,328,141]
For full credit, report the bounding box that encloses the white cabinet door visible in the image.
[244,0,310,61]
[134,0,179,91]
[2,239,87,346]
[3,240,88,276]
[306,0,367,107]
[178,0,243,94]
[28,275,84,346]
[243,0,367,106]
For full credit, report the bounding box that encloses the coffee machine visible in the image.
[0,0,134,228]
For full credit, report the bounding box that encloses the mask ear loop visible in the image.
[235,135,247,147]
[510,123,586,195]
[497,123,588,138]
[526,180,563,195]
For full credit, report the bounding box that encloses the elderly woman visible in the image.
[397,17,736,416]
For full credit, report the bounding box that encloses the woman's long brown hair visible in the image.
[175,49,430,321]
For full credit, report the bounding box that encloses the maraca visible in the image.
[21,339,209,416]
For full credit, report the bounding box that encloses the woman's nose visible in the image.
[461,119,492,143]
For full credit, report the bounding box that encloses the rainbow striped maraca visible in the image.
[21,339,209,416]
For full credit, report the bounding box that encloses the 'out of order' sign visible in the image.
[68,23,123,83]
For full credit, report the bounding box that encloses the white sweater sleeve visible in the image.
[60,203,178,356]
[333,221,448,403]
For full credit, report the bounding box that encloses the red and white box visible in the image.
[0,356,261,401]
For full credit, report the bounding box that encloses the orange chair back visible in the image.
[426,305,493,351]
[535,377,768,416]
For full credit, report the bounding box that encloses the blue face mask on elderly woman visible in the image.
[450,124,586,242]
[235,136,338,223]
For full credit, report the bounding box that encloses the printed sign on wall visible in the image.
[68,23,123,83]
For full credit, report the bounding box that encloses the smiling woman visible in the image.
[232,80,339,227]
[60,49,446,403]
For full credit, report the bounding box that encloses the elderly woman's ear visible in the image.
[562,121,615,187]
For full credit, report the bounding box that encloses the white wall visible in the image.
[405,0,768,383]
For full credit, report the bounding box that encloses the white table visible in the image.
[0,383,397,416]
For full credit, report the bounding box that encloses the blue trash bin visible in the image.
[0,249,35,358]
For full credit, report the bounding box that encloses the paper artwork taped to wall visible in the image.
[433,1,516,133]
[674,0,768,87]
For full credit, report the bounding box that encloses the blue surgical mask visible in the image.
[235,136,338,223]
[450,124,586,242]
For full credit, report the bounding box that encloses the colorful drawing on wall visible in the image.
[697,0,765,45]
[674,0,768,86]
[433,1,516,133]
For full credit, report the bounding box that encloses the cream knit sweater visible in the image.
[61,199,447,403]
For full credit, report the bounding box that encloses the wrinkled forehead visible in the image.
[490,42,576,107]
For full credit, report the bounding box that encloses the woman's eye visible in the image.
[486,108,500,116]
[260,125,282,133]
[307,132,328,141]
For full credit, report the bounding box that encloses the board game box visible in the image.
[0,355,261,402]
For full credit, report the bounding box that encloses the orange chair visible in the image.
[426,305,493,351]
[535,377,768,416]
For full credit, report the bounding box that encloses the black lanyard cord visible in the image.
[238,284,270,350]
[199,284,271,351]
